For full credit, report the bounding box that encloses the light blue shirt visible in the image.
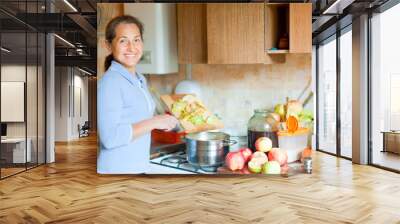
[97,61,155,174]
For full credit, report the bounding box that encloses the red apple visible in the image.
[255,137,273,152]
[241,165,251,174]
[267,148,288,166]
[225,152,245,171]
[239,148,252,162]
[250,151,268,166]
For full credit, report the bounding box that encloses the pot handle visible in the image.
[223,139,237,146]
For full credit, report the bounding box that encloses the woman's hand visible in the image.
[152,114,179,131]
[130,114,179,140]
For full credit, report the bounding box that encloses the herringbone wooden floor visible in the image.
[1,135,400,223]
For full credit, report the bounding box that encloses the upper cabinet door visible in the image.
[177,4,207,64]
[206,3,265,64]
[289,3,312,53]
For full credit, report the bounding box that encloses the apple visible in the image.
[225,152,245,171]
[267,148,288,166]
[274,104,285,121]
[255,137,273,152]
[241,165,251,174]
[262,161,281,174]
[250,151,268,165]
[239,148,252,162]
[248,159,262,173]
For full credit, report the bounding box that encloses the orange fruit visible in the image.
[286,115,298,133]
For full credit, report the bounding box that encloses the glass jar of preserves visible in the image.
[247,109,279,151]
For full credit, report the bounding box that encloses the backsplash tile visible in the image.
[147,54,311,136]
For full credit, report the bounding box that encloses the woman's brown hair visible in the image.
[104,15,144,71]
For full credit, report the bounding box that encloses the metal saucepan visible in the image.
[184,131,237,169]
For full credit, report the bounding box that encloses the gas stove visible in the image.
[150,151,218,174]
[149,136,248,174]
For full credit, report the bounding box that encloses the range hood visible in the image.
[124,3,178,75]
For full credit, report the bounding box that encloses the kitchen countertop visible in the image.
[147,136,249,174]
[146,163,194,174]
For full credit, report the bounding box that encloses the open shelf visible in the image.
[267,49,289,54]
[265,3,289,51]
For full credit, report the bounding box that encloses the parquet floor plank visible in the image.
[1,135,400,223]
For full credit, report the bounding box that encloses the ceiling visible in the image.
[0,0,395,74]
[0,0,97,75]
[311,0,391,43]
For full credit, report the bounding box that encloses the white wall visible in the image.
[72,73,89,138]
[55,67,89,141]
[55,66,69,141]
[1,65,32,137]
[1,64,46,164]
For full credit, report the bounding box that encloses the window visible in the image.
[0,0,47,179]
[317,36,337,155]
[371,2,400,171]
[340,28,352,158]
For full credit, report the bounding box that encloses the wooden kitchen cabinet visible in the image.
[206,3,265,64]
[289,3,312,53]
[97,3,123,78]
[177,3,311,65]
[177,4,207,64]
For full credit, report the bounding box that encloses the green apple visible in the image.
[262,161,281,174]
[274,104,285,121]
[248,159,262,173]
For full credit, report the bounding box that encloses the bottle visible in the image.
[247,109,279,152]
[303,157,312,174]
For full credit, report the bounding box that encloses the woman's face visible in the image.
[108,23,143,72]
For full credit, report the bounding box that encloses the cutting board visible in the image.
[217,165,292,176]
[160,94,224,133]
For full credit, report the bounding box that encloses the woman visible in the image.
[98,15,178,174]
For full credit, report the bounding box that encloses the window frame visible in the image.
[315,24,353,161]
